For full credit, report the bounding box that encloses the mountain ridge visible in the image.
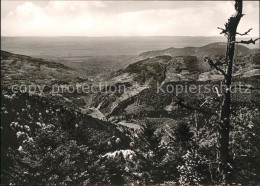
[138,42,259,60]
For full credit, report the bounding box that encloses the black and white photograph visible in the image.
[1,0,260,184]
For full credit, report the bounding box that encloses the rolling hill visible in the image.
[90,43,259,120]
[138,42,259,60]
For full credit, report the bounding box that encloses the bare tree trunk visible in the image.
[219,0,243,183]
[203,0,259,182]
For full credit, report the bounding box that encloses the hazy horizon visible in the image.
[1,36,236,38]
[2,36,259,58]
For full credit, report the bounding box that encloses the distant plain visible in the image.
[2,36,259,58]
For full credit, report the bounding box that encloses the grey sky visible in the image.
[1,1,259,37]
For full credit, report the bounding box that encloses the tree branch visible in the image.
[231,38,260,44]
[204,57,227,78]
[217,27,227,35]
[236,28,252,36]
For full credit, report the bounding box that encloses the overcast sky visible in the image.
[1,1,259,37]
